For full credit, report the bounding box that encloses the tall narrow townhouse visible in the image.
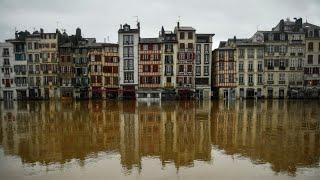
[303,21,320,97]
[118,23,140,99]
[6,31,29,100]
[195,34,214,100]
[175,23,196,99]
[272,19,305,98]
[39,29,60,99]
[262,30,289,99]
[59,39,75,99]
[159,27,178,100]
[88,43,104,99]
[73,39,92,100]
[232,36,264,99]
[137,38,162,100]
[88,43,119,99]
[212,41,237,99]
[0,42,16,100]
[25,32,42,99]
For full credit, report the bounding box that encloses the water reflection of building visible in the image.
[210,100,320,175]
[0,101,212,171]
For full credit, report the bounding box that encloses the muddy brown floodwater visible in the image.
[0,100,319,180]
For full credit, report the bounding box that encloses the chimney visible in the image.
[137,22,140,30]
[76,27,81,38]
[234,36,236,42]
[15,31,18,39]
[40,28,44,34]
[120,24,122,29]
[177,22,180,28]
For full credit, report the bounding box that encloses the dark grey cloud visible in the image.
[0,0,319,48]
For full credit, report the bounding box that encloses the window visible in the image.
[196,44,201,52]
[51,43,56,48]
[219,75,224,83]
[239,62,244,71]
[279,73,285,81]
[123,47,134,57]
[248,49,254,58]
[179,43,185,49]
[196,66,201,76]
[318,55,320,64]
[258,74,263,84]
[308,42,314,51]
[27,42,32,50]
[153,44,159,51]
[180,32,185,39]
[153,65,158,72]
[3,48,9,56]
[219,51,225,60]
[228,62,234,70]
[3,59,10,65]
[238,49,245,58]
[165,55,173,64]
[165,44,173,52]
[248,74,253,84]
[204,66,209,76]
[167,77,171,83]
[204,44,209,52]
[28,54,33,62]
[257,49,264,58]
[258,61,263,71]
[123,35,133,45]
[124,59,134,70]
[196,54,201,64]
[188,32,193,39]
[143,44,148,51]
[179,65,184,73]
[219,62,224,71]
[143,65,150,72]
[308,55,313,64]
[187,65,192,73]
[228,74,234,83]
[228,51,234,61]
[268,73,273,81]
[204,54,209,64]
[239,74,244,84]
[188,43,193,50]
[124,72,134,83]
[248,62,253,71]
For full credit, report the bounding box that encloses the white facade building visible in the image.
[118,23,140,99]
[0,42,16,100]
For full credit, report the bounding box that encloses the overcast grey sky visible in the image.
[0,0,319,48]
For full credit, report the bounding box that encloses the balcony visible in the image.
[2,53,10,57]
[279,66,286,70]
[267,66,274,70]
[279,80,286,85]
[3,62,10,66]
[165,72,173,76]
[289,67,295,70]
[248,68,254,72]
[164,83,173,88]
[267,80,274,84]
[248,82,254,86]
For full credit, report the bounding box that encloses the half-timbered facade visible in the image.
[137,38,162,99]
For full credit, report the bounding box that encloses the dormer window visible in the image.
[309,30,313,37]
[124,25,130,31]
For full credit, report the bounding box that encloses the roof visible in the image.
[176,26,196,31]
[303,22,320,29]
[140,38,162,44]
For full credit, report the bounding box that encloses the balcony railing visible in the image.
[267,80,274,84]
[279,80,286,85]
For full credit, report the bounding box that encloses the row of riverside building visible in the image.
[0,18,320,101]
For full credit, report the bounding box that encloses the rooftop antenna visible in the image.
[134,16,139,23]
[178,16,181,23]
